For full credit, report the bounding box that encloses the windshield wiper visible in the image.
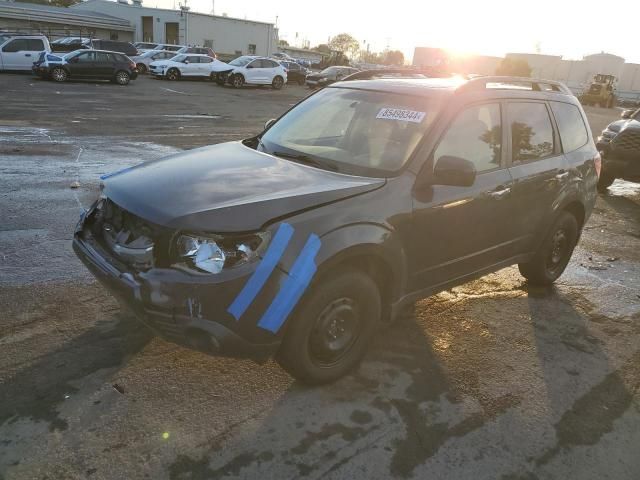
[271,151,338,171]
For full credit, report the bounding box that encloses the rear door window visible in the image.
[550,102,589,153]
[433,103,502,173]
[96,52,112,63]
[507,102,554,163]
[200,56,213,63]
[27,39,45,51]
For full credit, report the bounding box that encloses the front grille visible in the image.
[612,130,640,153]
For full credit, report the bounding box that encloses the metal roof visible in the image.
[0,0,134,30]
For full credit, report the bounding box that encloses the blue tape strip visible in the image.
[227,223,294,320]
[100,165,136,181]
[257,234,321,334]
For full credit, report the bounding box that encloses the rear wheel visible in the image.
[231,73,244,88]
[136,63,147,74]
[166,68,180,81]
[51,67,67,82]
[518,212,578,286]
[114,70,130,85]
[597,172,615,192]
[272,75,284,90]
[276,269,381,384]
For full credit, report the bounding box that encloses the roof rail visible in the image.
[458,76,573,95]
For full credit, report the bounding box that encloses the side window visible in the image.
[267,60,279,68]
[248,59,262,68]
[187,56,199,63]
[3,39,28,52]
[433,104,502,173]
[200,56,212,63]
[550,102,589,153]
[27,39,45,51]
[508,102,554,163]
[96,52,111,63]
[76,52,95,63]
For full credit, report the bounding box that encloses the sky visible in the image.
[148,0,639,64]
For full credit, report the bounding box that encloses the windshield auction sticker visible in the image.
[376,108,426,123]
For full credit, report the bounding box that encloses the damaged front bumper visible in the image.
[73,207,285,363]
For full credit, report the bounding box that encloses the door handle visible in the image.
[487,186,511,199]
[555,170,570,180]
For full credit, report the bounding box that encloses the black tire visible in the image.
[231,73,244,88]
[114,70,130,86]
[272,75,284,90]
[597,172,615,193]
[51,67,68,83]
[166,68,180,81]
[276,269,381,384]
[136,63,147,75]
[518,212,579,286]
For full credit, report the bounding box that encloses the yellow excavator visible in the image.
[581,74,617,108]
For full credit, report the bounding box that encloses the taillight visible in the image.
[595,151,602,178]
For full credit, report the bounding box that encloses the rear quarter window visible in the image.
[507,102,555,163]
[550,102,589,153]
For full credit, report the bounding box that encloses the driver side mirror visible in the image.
[247,64,254,69]
[183,59,190,64]
[432,156,477,187]
[69,57,79,63]
[621,109,633,119]
[264,118,276,130]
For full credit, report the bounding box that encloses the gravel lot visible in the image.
[1,73,639,480]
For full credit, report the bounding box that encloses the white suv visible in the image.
[219,56,287,90]
[149,53,217,80]
[132,50,176,74]
[0,35,50,71]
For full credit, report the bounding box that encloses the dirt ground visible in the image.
[1,73,639,480]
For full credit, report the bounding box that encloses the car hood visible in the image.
[605,119,628,133]
[102,142,385,232]
[210,59,231,72]
[619,119,640,132]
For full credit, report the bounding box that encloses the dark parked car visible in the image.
[50,38,138,56]
[596,107,640,191]
[33,49,138,85]
[74,75,598,384]
[280,60,308,85]
[305,66,359,88]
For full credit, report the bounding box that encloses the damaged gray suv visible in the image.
[74,76,599,384]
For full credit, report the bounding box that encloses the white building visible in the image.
[70,0,277,57]
[413,47,640,100]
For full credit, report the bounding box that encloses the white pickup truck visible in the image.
[0,35,51,71]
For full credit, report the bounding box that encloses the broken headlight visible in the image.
[174,232,270,274]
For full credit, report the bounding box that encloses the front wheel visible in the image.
[276,269,381,384]
[518,212,578,286]
[231,73,244,88]
[597,172,615,192]
[114,71,130,85]
[51,67,68,82]
[166,68,180,81]
[272,75,284,90]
